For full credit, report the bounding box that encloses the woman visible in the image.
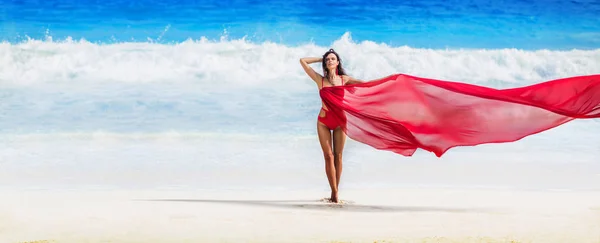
[299,49,363,203]
[300,50,600,203]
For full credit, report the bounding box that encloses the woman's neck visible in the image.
[328,70,337,80]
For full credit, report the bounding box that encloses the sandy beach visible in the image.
[2,187,599,243]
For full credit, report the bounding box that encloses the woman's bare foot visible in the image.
[330,191,339,203]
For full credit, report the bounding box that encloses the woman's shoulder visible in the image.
[341,75,352,83]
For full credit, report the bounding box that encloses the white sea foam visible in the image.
[1,33,598,134]
[1,33,598,88]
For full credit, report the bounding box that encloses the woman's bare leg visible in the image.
[317,121,337,203]
[333,127,346,192]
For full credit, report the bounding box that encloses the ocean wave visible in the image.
[1,32,598,89]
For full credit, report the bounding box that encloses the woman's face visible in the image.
[325,53,338,70]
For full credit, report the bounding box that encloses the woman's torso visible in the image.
[319,75,345,111]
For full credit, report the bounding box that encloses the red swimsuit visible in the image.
[318,75,345,130]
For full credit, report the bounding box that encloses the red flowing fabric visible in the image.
[319,74,600,157]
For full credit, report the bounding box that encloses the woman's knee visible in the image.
[334,152,343,162]
[323,152,334,162]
